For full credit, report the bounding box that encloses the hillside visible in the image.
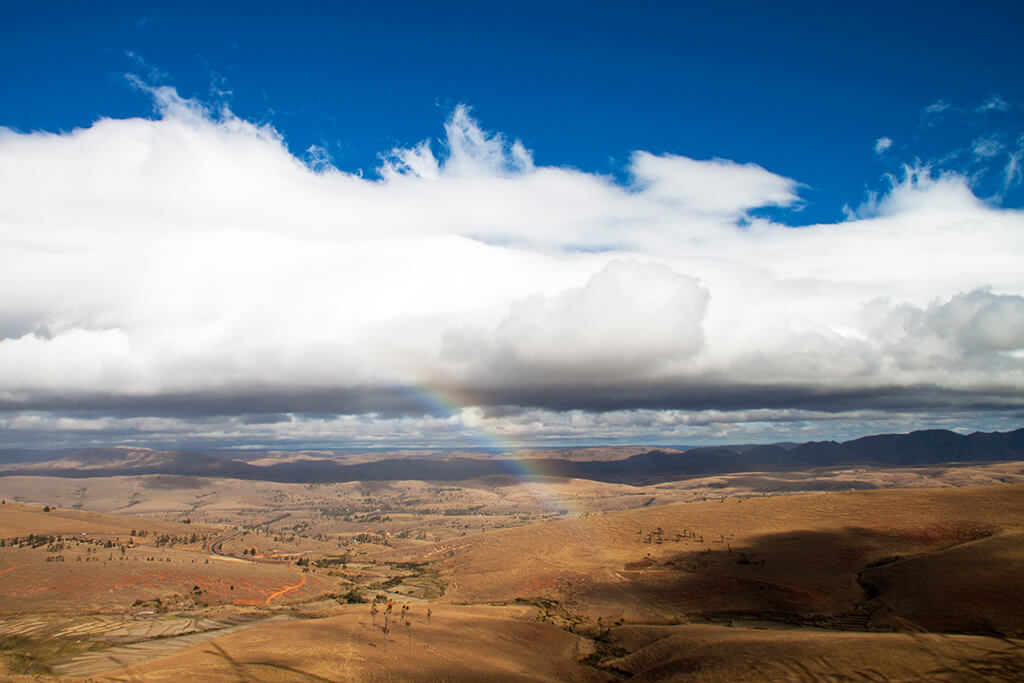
[51,482,1024,681]
[2,475,1023,679]
[430,483,1024,636]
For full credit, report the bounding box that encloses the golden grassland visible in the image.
[0,469,1022,680]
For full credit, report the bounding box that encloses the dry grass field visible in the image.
[599,624,1024,681]
[430,484,1024,627]
[1,464,1023,680]
[106,604,608,682]
[0,505,339,617]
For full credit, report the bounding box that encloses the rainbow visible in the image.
[395,383,583,518]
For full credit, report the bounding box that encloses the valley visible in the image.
[1,431,1023,680]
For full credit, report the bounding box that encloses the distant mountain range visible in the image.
[1,428,1023,486]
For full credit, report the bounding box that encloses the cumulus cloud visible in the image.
[842,163,982,219]
[440,260,710,382]
[874,137,893,155]
[867,289,1024,371]
[1,87,1023,447]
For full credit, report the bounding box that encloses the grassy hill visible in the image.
[432,484,1024,636]
[2,481,1023,680]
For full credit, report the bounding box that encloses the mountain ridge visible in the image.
[1,427,1022,486]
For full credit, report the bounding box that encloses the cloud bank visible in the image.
[1,89,1023,447]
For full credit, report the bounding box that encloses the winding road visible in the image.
[208,530,244,556]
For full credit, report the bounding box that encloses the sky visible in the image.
[1,1,1023,450]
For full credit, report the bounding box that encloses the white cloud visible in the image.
[2,405,1020,450]
[972,136,1004,159]
[1004,135,1024,191]
[628,152,800,216]
[379,104,532,180]
[977,95,1009,113]
[874,137,893,155]
[305,144,332,170]
[1,87,1023,445]
[842,163,982,219]
[440,260,709,382]
[919,100,955,129]
[864,290,1024,378]
[922,99,953,123]
[884,95,1021,202]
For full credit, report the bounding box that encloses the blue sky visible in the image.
[3,1,1022,223]
[1,2,1023,449]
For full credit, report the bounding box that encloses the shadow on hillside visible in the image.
[581,522,1007,634]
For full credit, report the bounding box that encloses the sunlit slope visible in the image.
[435,484,1024,633]
[0,504,332,615]
[109,604,609,682]
[0,502,212,538]
[603,624,1023,682]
